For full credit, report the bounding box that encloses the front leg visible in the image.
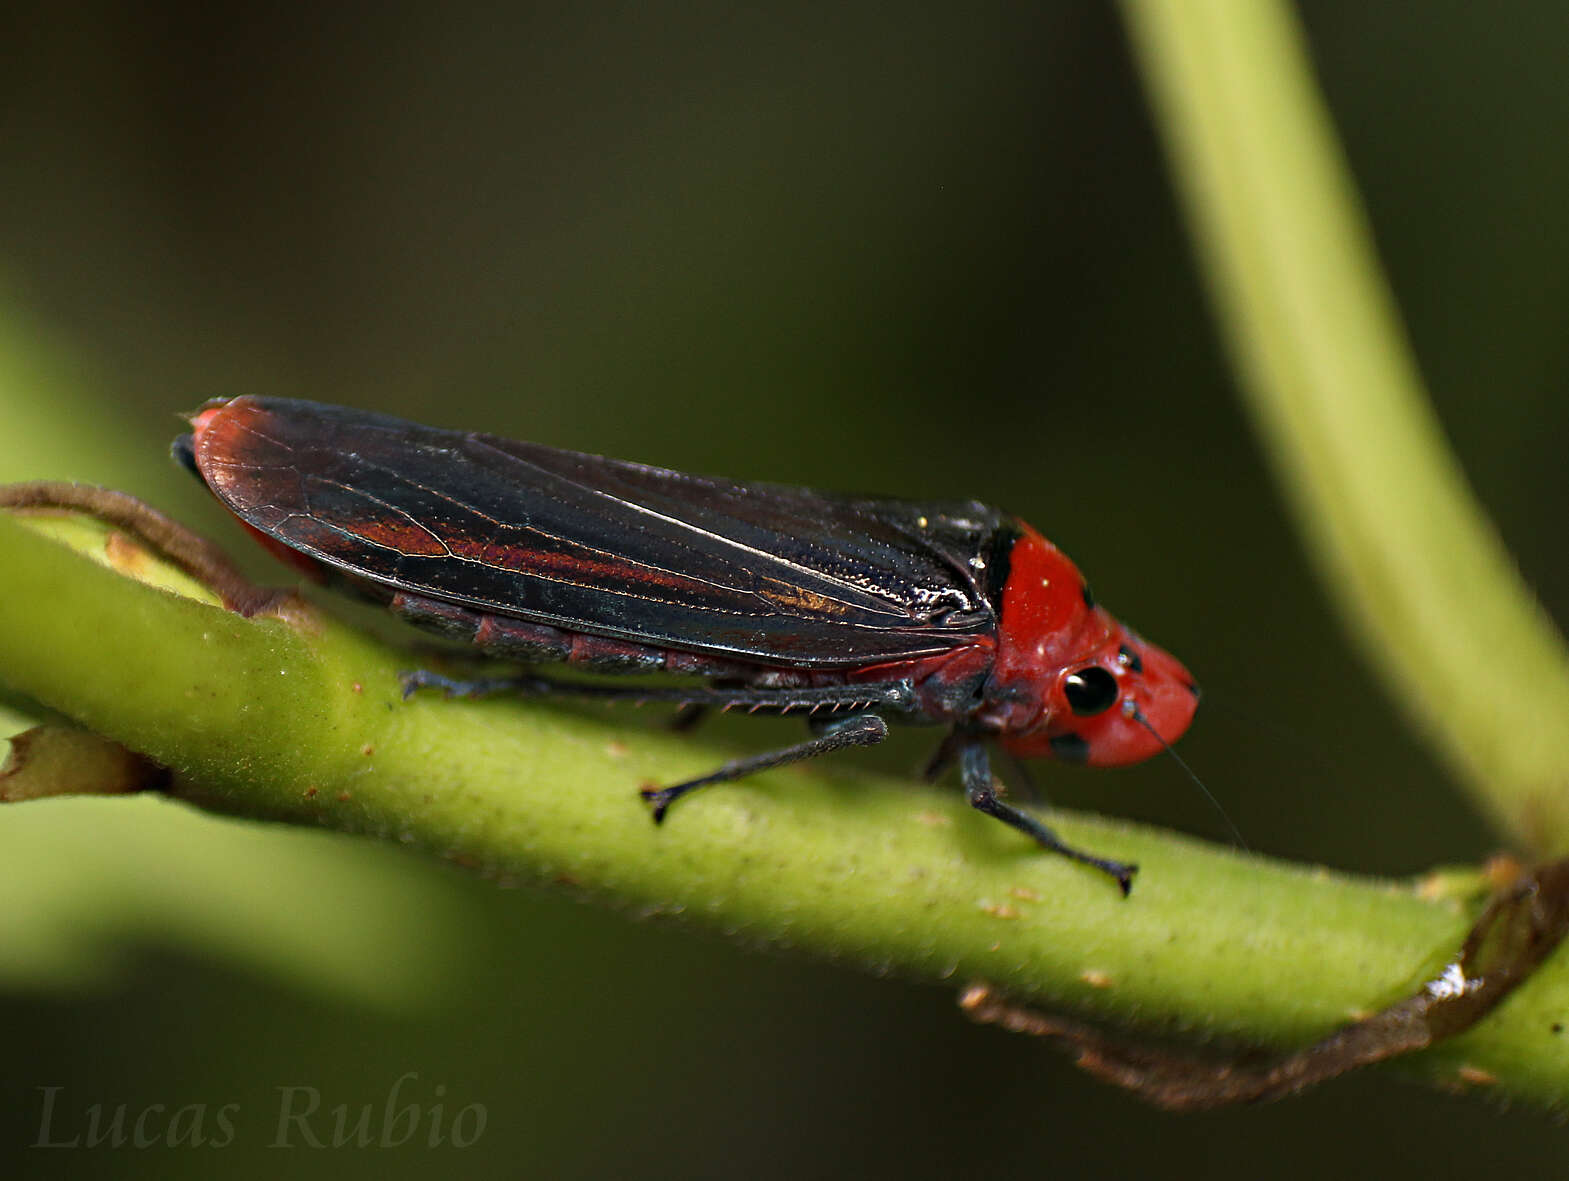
[957,741,1137,896]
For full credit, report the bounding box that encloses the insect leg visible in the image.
[401,670,914,714]
[921,728,967,783]
[641,713,890,821]
[958,740,1137,896]
[668,703,709,732]
[998,749,1043,802]
[401,669,577,700]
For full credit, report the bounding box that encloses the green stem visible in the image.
[3,510,1567,1104]
[1120,0,1569,854]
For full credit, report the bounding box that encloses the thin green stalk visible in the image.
[1120,0,1569,853]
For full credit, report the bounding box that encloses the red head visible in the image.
[987,525,1198,767]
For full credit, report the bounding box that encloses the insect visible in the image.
[173,396,1198,893]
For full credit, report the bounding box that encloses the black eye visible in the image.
[1064,667,1119,716]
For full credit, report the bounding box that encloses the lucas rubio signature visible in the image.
[30,1072,486,1149]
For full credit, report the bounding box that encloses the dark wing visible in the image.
[192,397,1014,667]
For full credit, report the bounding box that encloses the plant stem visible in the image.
[3,509,1566,1104]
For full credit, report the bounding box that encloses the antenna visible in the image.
[1134,707,1249,853]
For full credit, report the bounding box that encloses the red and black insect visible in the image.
[173,396,1198,893]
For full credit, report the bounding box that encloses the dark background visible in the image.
[2,2,1567,1175]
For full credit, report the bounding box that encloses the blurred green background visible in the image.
[2,1,1567,1175]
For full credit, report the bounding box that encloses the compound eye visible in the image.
[1064,666,1119,716]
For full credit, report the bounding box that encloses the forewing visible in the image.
[193,397,1009,666]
